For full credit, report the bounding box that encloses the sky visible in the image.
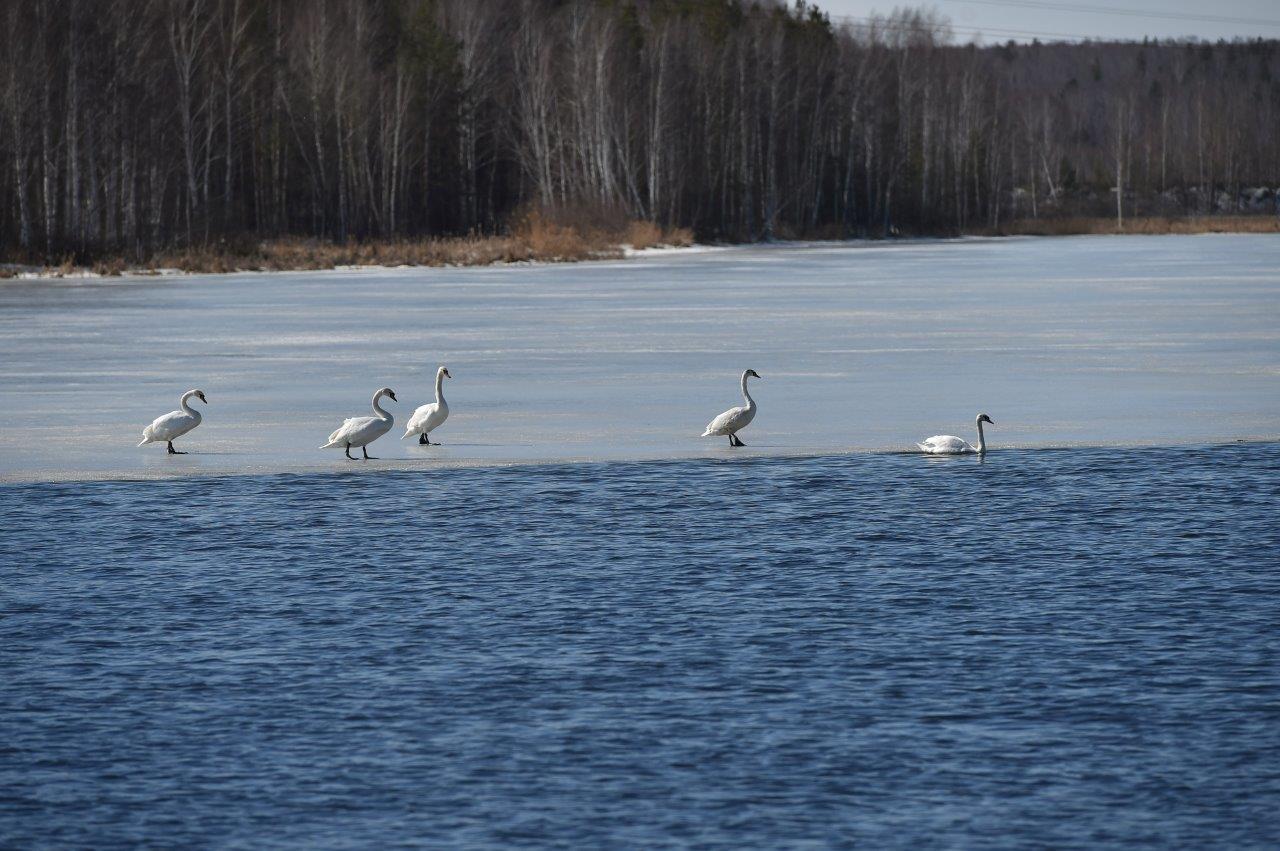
[814,0,1280,43]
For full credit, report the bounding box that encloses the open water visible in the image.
[3,443,1278,848]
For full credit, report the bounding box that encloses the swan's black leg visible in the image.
[418,433,428,445]
[344,444,354,460]
[362,446,375,460]
[733,434,746,447]
[727,434,735,447]
[167,441,186,455]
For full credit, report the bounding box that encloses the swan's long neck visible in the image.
[372,391,392,421]
[180,392,201,420]
[434,371,446,405]
[975,419,987,453]
[740,372,756,409]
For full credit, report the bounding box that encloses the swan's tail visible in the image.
[319,438,342,449]
[915,442,930,453]
[401,429,416,439]
[138,437,151,446]
[138,430,154,446]
[700,427,714,437]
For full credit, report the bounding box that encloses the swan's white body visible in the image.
[702,369,759,445]
[917,434,977,454]
[403,367,451,442]
[138,390,205,448]
[918,414,993,454]
[321,388,396,451]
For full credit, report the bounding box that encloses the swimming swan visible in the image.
[138,389,207,454]
[702,369,760,447]
[403,366,451,445]
[918,414,994,454]
[321,387,397,459]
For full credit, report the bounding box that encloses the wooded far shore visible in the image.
[1,0,1278,275]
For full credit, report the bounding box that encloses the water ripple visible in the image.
[2,444,1278,848]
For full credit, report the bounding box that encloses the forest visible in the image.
[1,0,1278,264]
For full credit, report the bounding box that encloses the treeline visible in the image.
[1,0,1278,261]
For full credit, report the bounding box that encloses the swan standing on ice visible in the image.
[138,389,207,454]
[918,414,994,454]
[403,366,451,445]
[321,387,398,460]
[702,369,761,447]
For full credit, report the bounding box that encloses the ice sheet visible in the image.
[1,234,1277,481]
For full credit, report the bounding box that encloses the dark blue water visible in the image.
[3,445,1278,849]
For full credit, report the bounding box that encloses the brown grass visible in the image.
[20,212,696,277]
[623,220,694,249]
[8,212,1277,279]
[157,235,545,272]
[92,257,127,277]
[624,220,664,250]
[987,215,1280,237]
[512,211,604,261]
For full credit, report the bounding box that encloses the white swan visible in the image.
[320,387,397,460]
[918,414,994,454]
[701,369,760,447]
[138,389,207,454]
[403,366,451,445]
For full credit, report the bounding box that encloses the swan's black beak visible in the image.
[389,391,398,402]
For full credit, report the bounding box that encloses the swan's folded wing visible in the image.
[405,403,437,434]
[919,435,968,453]
[326,416,371,445]
[145,410,196,442]
[703,405,745,436]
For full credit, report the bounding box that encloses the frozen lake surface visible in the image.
[0,235,1277,481]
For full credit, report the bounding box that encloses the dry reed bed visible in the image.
[3,216,1272,279]
[0,216,694,278]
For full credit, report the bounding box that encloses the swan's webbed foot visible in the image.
[362,446,375,460]
[344,444,355,460]
[418,433,428,445]
[731,434,745,447]
[167,442,186,455]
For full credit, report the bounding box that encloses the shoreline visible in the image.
[2,436,1273,487]
[0,243,721,282]
[2,216,1276,280]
